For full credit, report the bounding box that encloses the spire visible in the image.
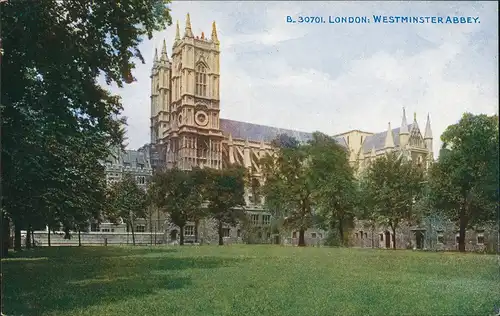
[152,48,159,69]
[160,39,169,61]
[260,139,265,149]
[228,133,233,144]
[175,21,180,41]
[211,21,219,43]
[424,114,433,139]
[244,138,250,148]
[400,107,409,135]
[384,122,395,148]
[184,13,193,38]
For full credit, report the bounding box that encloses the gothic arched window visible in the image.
[195,64,207,97]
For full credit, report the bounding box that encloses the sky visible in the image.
[100,1,498,155]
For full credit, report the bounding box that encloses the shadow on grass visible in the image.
[2,246,248,315]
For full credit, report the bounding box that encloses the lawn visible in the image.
[2,245,499,316]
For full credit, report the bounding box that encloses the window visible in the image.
[455,234,460,244]
[380,234,384,241]
[319,233,323,238]
[101,228,110,232]
[292,231,297,238]
[136,225,146,232]
[437,231,444,244]
[267,232,271,238]
[355,233,359,239]
[137,176,145,185]
[477,230,485,245]
[364,232,368,239]
[223,228,230,237]
[185,225,194,236]
[262,215,271,225]
[251,214,259,225]
[91,223,99,232]
[195,64,207,96]
[237,229,241,238]
[111,229,115,233]
[311,233,317,238]
[360,231,364,239]
[258,231,262,238]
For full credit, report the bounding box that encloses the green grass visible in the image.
[2,245,499,316]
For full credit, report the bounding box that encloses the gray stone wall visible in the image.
[349,219,498,252]
[31,231,166,246]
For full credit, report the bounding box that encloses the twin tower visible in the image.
[150,14,223,170]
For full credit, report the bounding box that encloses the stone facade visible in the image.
[349,219,498,253]
[143,14,439,247]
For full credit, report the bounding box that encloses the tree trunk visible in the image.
[14,224,21,251]
[298,229,306,247]
[458,212,467,252]
[179,225,185,246]
[1,215,10,258]
[26,228,31,249]
[218,220,223,246]
[78,230,82,246]
[392,227,397,249]
[194,219,199,243]
[149,208,153,246]
[131,225,136,246]
[31,230,35,247]
[338,222,345,247]
[371,229,374,249]
[48,228,51,247]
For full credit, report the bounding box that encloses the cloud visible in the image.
[100,1,498,156]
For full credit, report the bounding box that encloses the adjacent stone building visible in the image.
[145,14,441,246]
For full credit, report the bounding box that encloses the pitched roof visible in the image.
[106,149,151,169]
[362,124,413,153]
[219,118,347,147]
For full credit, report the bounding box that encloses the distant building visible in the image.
[91,148,154,233]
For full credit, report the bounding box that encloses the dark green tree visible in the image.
[150,168,205,245]
[428,113,498,252]
[204,166,246,246]
[307,132,357,246]
[0,0,172,255]
[362,152,425,249]
[107,173,148,246]
[261,136,314,247]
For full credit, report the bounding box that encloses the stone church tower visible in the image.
[150,14,223,170]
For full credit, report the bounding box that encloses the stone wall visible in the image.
[31,231,166,246]
[349,219,498,253]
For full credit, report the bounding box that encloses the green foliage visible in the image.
[428,113,498,251]
[262,132,357,246]
[308,132,357,246]
[261,136,314,246]
[204,166,246,245]
[107,173,148,227]
[361,152,425,248]
[149,168,206,244]
[0,0,173,249]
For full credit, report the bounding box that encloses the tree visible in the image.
[107,173,148,246]
[261,135,314,247]
[1,0,172,255]
[428,113,498,252]
[362,152,425,249]
[308,132,357,246]
[204,166,246,246]
[150,168,205,245]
